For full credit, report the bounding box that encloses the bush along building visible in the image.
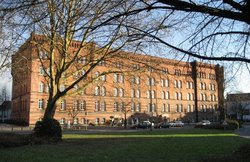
[11,33,224,126]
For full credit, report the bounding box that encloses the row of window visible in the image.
[59,117,105,125]
[38,66,217,91]
[38,99,217,114]
[39,83,217,101]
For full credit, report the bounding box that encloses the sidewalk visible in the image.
[234,123,250,138]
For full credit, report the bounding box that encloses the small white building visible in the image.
[226,93,250,121]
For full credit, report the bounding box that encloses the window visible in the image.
[119,88,124,97]
[95,86,100,96]
[132,64,140,70]
[73,118,78,125]
[147,90,155,99]
[174,80,177,88]
[39,66,45,75]
[174,69,181,76]
[136,90,140,98]
[147,77,155,86]
[39,51,47,59]
[165,79,169,87]
[187,105,191,113]
[114,74,118,83]
[131,102,135,112]
[161,79,165,87]
[148,66,154,72]
[176,104,179,112]
[98,60,105,66]
[101,86,106,96]
[187,93,190,100]
[148,103,155,112]
[161,91,165,99]
[179,92,182,100]
[81,118,87,124]
[74,84,79,91]
[119,102,124,111]
[101,118,106,124]
[46,84,49,93]
[60,118,65,125]
[166,91,170,99]
[162,68,168,74]
[80,100,86,110]
[136,103,141,112]
[95,101,100,111]
[60,100,66,110]
[60,85,65,92]
[73,100,78,110]
[101,101,106,111]
[162,104,166,112]
[135,76,140,84]
[95,118,100,125]
[131,89,135,98]
[82,70,86,76]
[39,82,44,92]
[178,81,182,88]
[114,88,118,97]
[38,99,44,109]
[174,92,182,100]
[116,62,123,68]
[114,102,118,111]
[101,74,106,81]
[119,74,124,83]
[179,104,183,112]
[95,71,100,78]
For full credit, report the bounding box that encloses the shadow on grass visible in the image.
[1,129,249,162]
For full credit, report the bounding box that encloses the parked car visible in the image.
[196,120,211,126]
[130,121,151,129]
[154,122,170,129]
[169,121,184,127]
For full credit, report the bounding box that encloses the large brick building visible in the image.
[11,33,224,126]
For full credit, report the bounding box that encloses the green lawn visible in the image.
[1,129,249,162]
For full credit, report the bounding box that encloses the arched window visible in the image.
[162,91,165,99]
[101,86,106,96]
[95,86,100,96]
[178,80,182,88]
[135,76,140,84]
[174,80,177,88]
[131,89,135,98]
[119,88,124,97]
[101,101,106,111]
[114,88,118,97]
[165,79,169,87]
[114,74,118,83]
[175,92,178,100]
[136,90,140,98]
[179,92,182,100]
[161,79,165,87]
[166,91,170,99]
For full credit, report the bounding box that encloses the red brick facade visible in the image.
[11,34,224,125]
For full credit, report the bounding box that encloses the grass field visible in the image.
[1,129,249,162]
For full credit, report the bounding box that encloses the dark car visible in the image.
[130,121,151,129]
[154,122,170,129]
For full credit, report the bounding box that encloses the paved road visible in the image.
[234,123,250,138]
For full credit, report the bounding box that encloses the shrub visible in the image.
[226,119,240,129]
[33,118,62,143]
